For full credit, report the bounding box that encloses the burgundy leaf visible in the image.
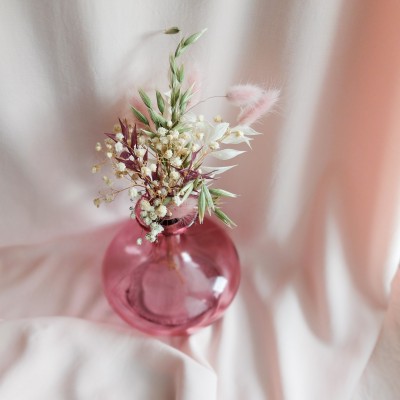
[104,132,117,142]
[118,118,128,141]
[188,147,203,169]
[120,151,130,159]
[131,124,138,148]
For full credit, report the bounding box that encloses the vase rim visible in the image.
[134,196,198,236]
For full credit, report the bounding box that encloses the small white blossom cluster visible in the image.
[139,199,165,242]
[93,28,278,243]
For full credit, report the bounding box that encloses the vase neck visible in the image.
[135,196,198,236]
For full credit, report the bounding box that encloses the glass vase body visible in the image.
[102,201,240,336]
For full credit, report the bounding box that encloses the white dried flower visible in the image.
[164,149,173,159]
[93,198,101,207]
[141,166,151,177]
[150,163,157,172]
[173,196,182,206]
[136,238,143,245]
[161,137,169,145]
[130,212,136,219]
[135,148,146,158]
[156,205,167,217]
[116,133,124,141]
[156,143,163,151]
[105,193,115,203]
[102,176,112,186]
[151,223,164,235]
[160,187,168,196]
[140,210,148,218]
[106,152,113,159]
[195,132,204,140]
[158,127,167,135]
[167,120,172,128]
[192,144,200,152]
[145,232,157,242]
[170,170,180,180]
[137,136,146,145]
[117,162,126,172]
[209,141,220,150]
[153,198,161,206]
[95,142,102,151]
[115,142,123,153]
[129,187,138,199]
[140,200,152,211]
[144,217,152,226]
[172,157,182,167]
[149,211,158,220]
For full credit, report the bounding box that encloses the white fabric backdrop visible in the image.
[1,1,400,399]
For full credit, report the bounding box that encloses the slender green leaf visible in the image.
[130,106,149,125]
[140,129,156,138]
[171,86,180,108]
[156,91,165,114]
[169,54,177,75]
[149,109,167,127]
[177,65,184,83]
[214,208,237,228]
[172,108,179,123]
[202,185,215,213]
[163,197,172,205]
[183,28,207,47]
[209,188,238,198]
[198,189,206,223]
[175,39,184,57]
[164,27,180,35]
[181,180,194,194]
[181,181,194,203]
[138,89,152,108]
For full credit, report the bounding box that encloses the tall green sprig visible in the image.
[168,28,207,125]
[130,28,206,133]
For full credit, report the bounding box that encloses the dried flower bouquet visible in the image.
[93,27,279,243]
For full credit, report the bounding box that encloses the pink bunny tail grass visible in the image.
[226,84,264,106]
[237,89,280,125]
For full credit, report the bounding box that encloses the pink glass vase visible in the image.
[102,198,240,336]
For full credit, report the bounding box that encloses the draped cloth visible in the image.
[1,1,400,399]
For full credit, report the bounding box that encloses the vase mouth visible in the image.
[135,196,198,235]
